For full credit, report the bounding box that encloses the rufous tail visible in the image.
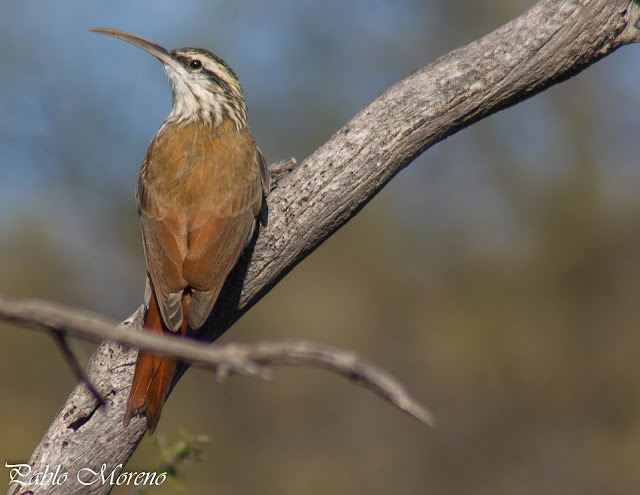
[123,289,188,434]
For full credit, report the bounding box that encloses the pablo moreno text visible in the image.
[5,463,167,487]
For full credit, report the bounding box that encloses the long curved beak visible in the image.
[89,28,179,70]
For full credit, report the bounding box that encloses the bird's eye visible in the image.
[189,59,202,70]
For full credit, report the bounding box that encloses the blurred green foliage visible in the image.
[2,1,640,494]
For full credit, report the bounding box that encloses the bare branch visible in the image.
[216,341,435,427]
[0,294,434,426]
[52,331,105,408]
[8,1,640,494]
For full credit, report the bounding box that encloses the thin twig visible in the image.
[0,294,434,426]
[52,331,105,407]
[216,341,434,426]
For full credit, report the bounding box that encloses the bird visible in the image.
[90,28,270,434]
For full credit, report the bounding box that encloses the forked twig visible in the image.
[0,294,434,426]
[52,331,105,407]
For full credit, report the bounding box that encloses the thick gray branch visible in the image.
[9,1,640,494]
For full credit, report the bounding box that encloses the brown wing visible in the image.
[257,146,271,196]
[138,121,265,331]
[139,207,188,331]
[182,204,257,328]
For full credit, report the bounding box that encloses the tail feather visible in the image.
[123,289,188,434]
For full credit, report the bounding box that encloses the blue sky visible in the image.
[1,0,639,315]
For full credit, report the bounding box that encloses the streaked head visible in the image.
[90,28,247,130]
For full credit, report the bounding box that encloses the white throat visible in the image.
[163,66,246,130]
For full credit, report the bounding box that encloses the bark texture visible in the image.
[9,1,640,493]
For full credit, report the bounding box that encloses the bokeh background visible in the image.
[2,1,640,494]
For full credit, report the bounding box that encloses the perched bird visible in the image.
[90,28,269,433]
